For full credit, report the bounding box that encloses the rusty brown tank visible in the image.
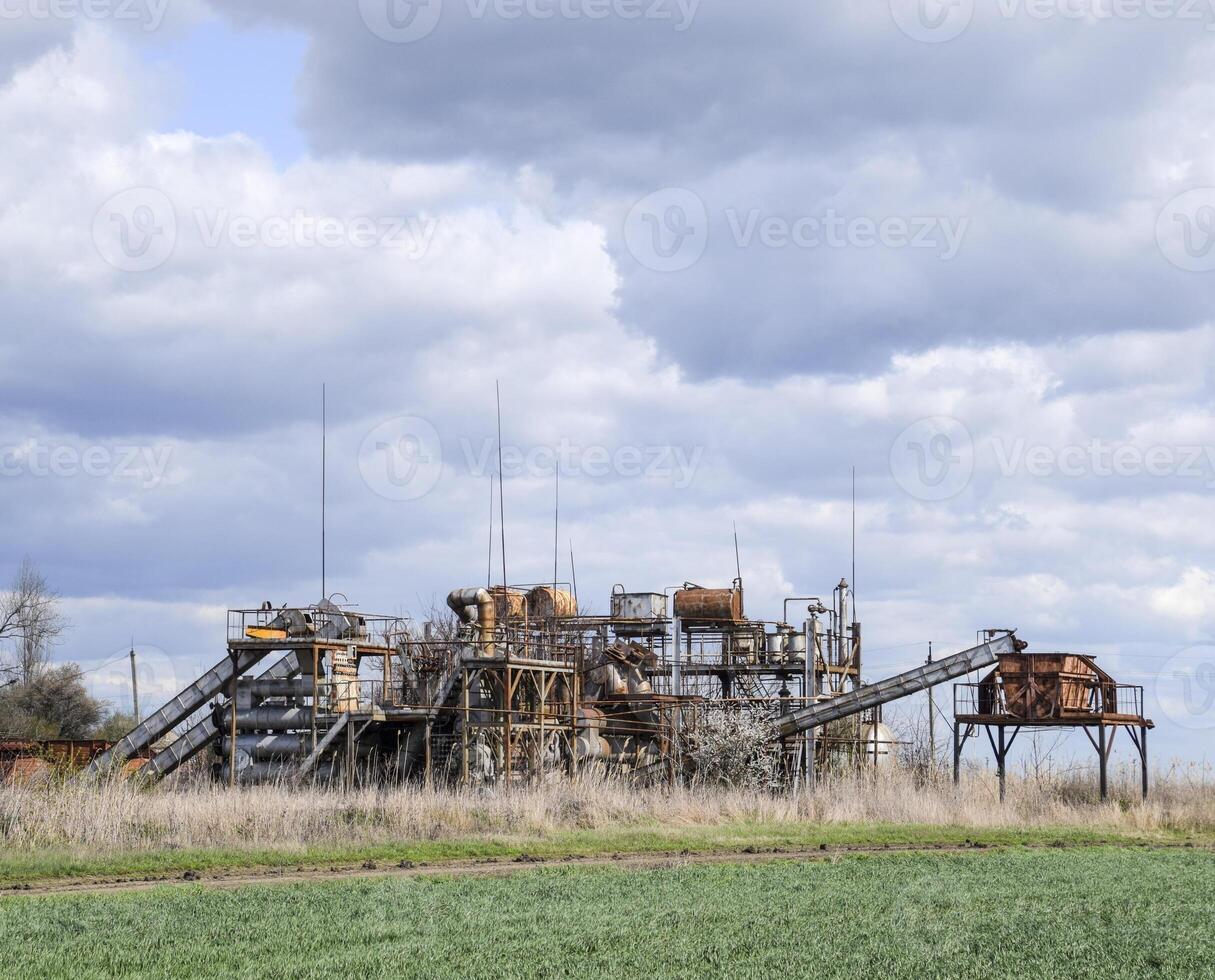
[490,587,527,622]
[673,584,744,626]
[526,586,577,620]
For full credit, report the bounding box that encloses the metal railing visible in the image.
[954,680,1145,719]
[226,607,406,646]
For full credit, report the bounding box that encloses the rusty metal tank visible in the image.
[526,586,577,620]
[673,583,744,626]
[490,586,527,622]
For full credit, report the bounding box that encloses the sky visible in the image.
[1,0,1213,768]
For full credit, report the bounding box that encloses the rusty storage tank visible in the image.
[526,586,577,620]
[490,586,527,622]
[673,581,744,627]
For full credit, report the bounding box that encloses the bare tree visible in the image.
[0,558,68,684]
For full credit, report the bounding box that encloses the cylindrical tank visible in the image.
[212,705,312,731]
[526,586,577,620]
[490,586,527,622]
[764,632,787,662]
[860,722,897,768]
[576,735,611,760]
[786,631,807,663]
[216,734,310,759]
[673,586,744,626]
[246,677,313,699]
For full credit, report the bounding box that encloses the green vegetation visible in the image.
[0,818,1205,886]
[2,848,1212,978]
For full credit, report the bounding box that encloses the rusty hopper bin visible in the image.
[997,653,1102,719]
[673,582,744,627]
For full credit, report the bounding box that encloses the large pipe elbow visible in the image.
[446,587,496,656]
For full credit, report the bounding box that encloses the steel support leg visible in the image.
[1140,725,1148,800]
[997,725,1006,802]
[952,721,961,786]
[1098,724,1108,801]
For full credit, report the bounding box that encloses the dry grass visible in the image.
[1,762,1212,857]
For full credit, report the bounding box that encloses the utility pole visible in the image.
[926,641,935,770]
[129,643,140,723]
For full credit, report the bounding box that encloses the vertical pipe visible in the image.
[672,615,682,697]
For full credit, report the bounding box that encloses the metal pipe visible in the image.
[213,705,314,731]
[447,587,496,656]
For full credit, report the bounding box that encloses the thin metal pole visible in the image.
[321,383,326,602]
[129,645,140,724]
[569,540,578,611]
[495,381,507,604]
[926,641,934,771]
[850,465,856,610]
[487,475,494,590]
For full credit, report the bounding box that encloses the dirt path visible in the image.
[5,839,1206,897]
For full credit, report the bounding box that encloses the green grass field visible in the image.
[1,819,1205,885]
[1,848,1211,979]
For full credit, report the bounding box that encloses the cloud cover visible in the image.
[1,8,1213,760]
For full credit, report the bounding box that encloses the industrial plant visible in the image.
[88,575,1154,800]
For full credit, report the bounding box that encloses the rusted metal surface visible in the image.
[526,586,576,620]
[1,738,151,782]
[673,584,744,626]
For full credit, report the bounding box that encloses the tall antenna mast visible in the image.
[321,383,327,603]
[732,521,742,582]
[487,475,495,590]
[569,539,578,610]
[850,465,856,614]
[495,381,507,612]
[552,465,560,602]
